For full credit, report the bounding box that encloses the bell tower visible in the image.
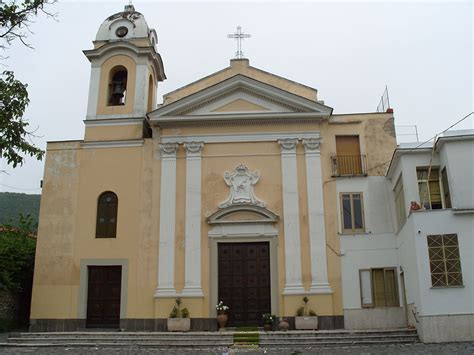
[82,4,166,141]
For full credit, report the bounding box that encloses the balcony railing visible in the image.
[331,155,367,176]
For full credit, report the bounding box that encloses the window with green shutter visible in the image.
[360,268,399,308]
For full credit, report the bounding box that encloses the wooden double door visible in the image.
[218,242,271,327]
[86,266,122,328]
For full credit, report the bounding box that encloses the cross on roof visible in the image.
[227,26,251,59]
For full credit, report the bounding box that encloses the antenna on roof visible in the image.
[376,85,392,113]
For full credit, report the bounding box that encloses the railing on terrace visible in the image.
[331,155,367,177]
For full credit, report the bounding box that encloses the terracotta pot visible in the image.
[263,323,272,331]
[278,319,289,331]
[217,313,228,329]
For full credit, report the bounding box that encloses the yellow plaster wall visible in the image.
[96,55,137,116]
[31,140,160,319]
[32,105,395,321]
[84,124,144,141]
[212,99,270,112]
[163,59,317,105]
[31,141,82,318]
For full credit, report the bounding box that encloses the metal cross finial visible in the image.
[227,26,251,59]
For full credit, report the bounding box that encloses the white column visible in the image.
[85,66,100,118]
[155,143,179,297]
[182,142,204,297]
[279,138,305,295]
[303,138,332,294]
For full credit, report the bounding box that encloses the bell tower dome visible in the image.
[82,4,166,141]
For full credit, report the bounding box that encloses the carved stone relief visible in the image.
[219,164,265,208]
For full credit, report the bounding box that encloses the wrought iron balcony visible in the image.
[331,155,367,177]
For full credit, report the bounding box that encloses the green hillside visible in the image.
[0,193,41,228]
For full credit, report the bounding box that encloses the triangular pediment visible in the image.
[211,99,270,113]
[149,75,333,121]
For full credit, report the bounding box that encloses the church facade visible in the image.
[30,5,398,331]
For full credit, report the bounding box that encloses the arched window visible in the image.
[147,75,154,112]
[96,191,118,238]
[108,66,128,106]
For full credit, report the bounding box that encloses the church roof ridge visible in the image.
[162,59,319,105]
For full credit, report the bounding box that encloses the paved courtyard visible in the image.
[1,342,474,354]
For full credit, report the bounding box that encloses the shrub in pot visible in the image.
[167,298,191,332]
[295,296,318,330]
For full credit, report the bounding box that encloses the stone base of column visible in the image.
[309,283,333,294]
[283,284,306,295]
[154,287,177,298]
[181,286,204,297]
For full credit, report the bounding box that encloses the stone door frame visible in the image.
[209,231,279,318]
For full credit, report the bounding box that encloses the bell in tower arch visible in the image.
[108,68,128,106]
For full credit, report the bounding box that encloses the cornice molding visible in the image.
[161,131,320,144]
[81,139,144,149]
[151,112,328,128]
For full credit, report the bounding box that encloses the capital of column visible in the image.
[303,138,322,153]
[184,141,204,156]
[160,142,179,157]
[278,138,298,153]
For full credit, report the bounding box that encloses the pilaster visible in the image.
[303,138,332,294]
[182,142,204,297]
[278,138,305,295]
[155,142,179,297]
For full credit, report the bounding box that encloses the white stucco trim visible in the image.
[86,67,100,117]
[303,139,333,294]
[279,138,305,295]
[81,139,144,149]
[208,223,278,238]
[154,143,179,297]
[84,118,145,127]
[86,113,147,121]
[133,64,148,115]
[182,142,204,297]
[161,131,320,144]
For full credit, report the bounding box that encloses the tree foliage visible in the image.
[0,192,40,228]
[1,0,55,48]
[0,70,44,167]
[0,1,56,168]
[0,214,36,293]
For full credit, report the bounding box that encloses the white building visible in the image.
[340,129,474,343]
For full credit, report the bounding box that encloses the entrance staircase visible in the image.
[2,328,418,349]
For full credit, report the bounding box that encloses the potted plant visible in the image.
[216,300,229,329]
[167,298,191,332]
[262,313,275,331]
[295,296,318,330]
[278,317,289,331]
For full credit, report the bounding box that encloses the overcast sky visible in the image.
[0,0,472,193]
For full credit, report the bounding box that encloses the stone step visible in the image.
[260,339,419,347]
[5,329,419,348]
[0,342,233,348]
[260,338,418,344]
[17,329,417,338]
[7,338,233,345]
[260,334,419,340]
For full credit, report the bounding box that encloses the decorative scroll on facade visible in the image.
[220,164,265,208]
